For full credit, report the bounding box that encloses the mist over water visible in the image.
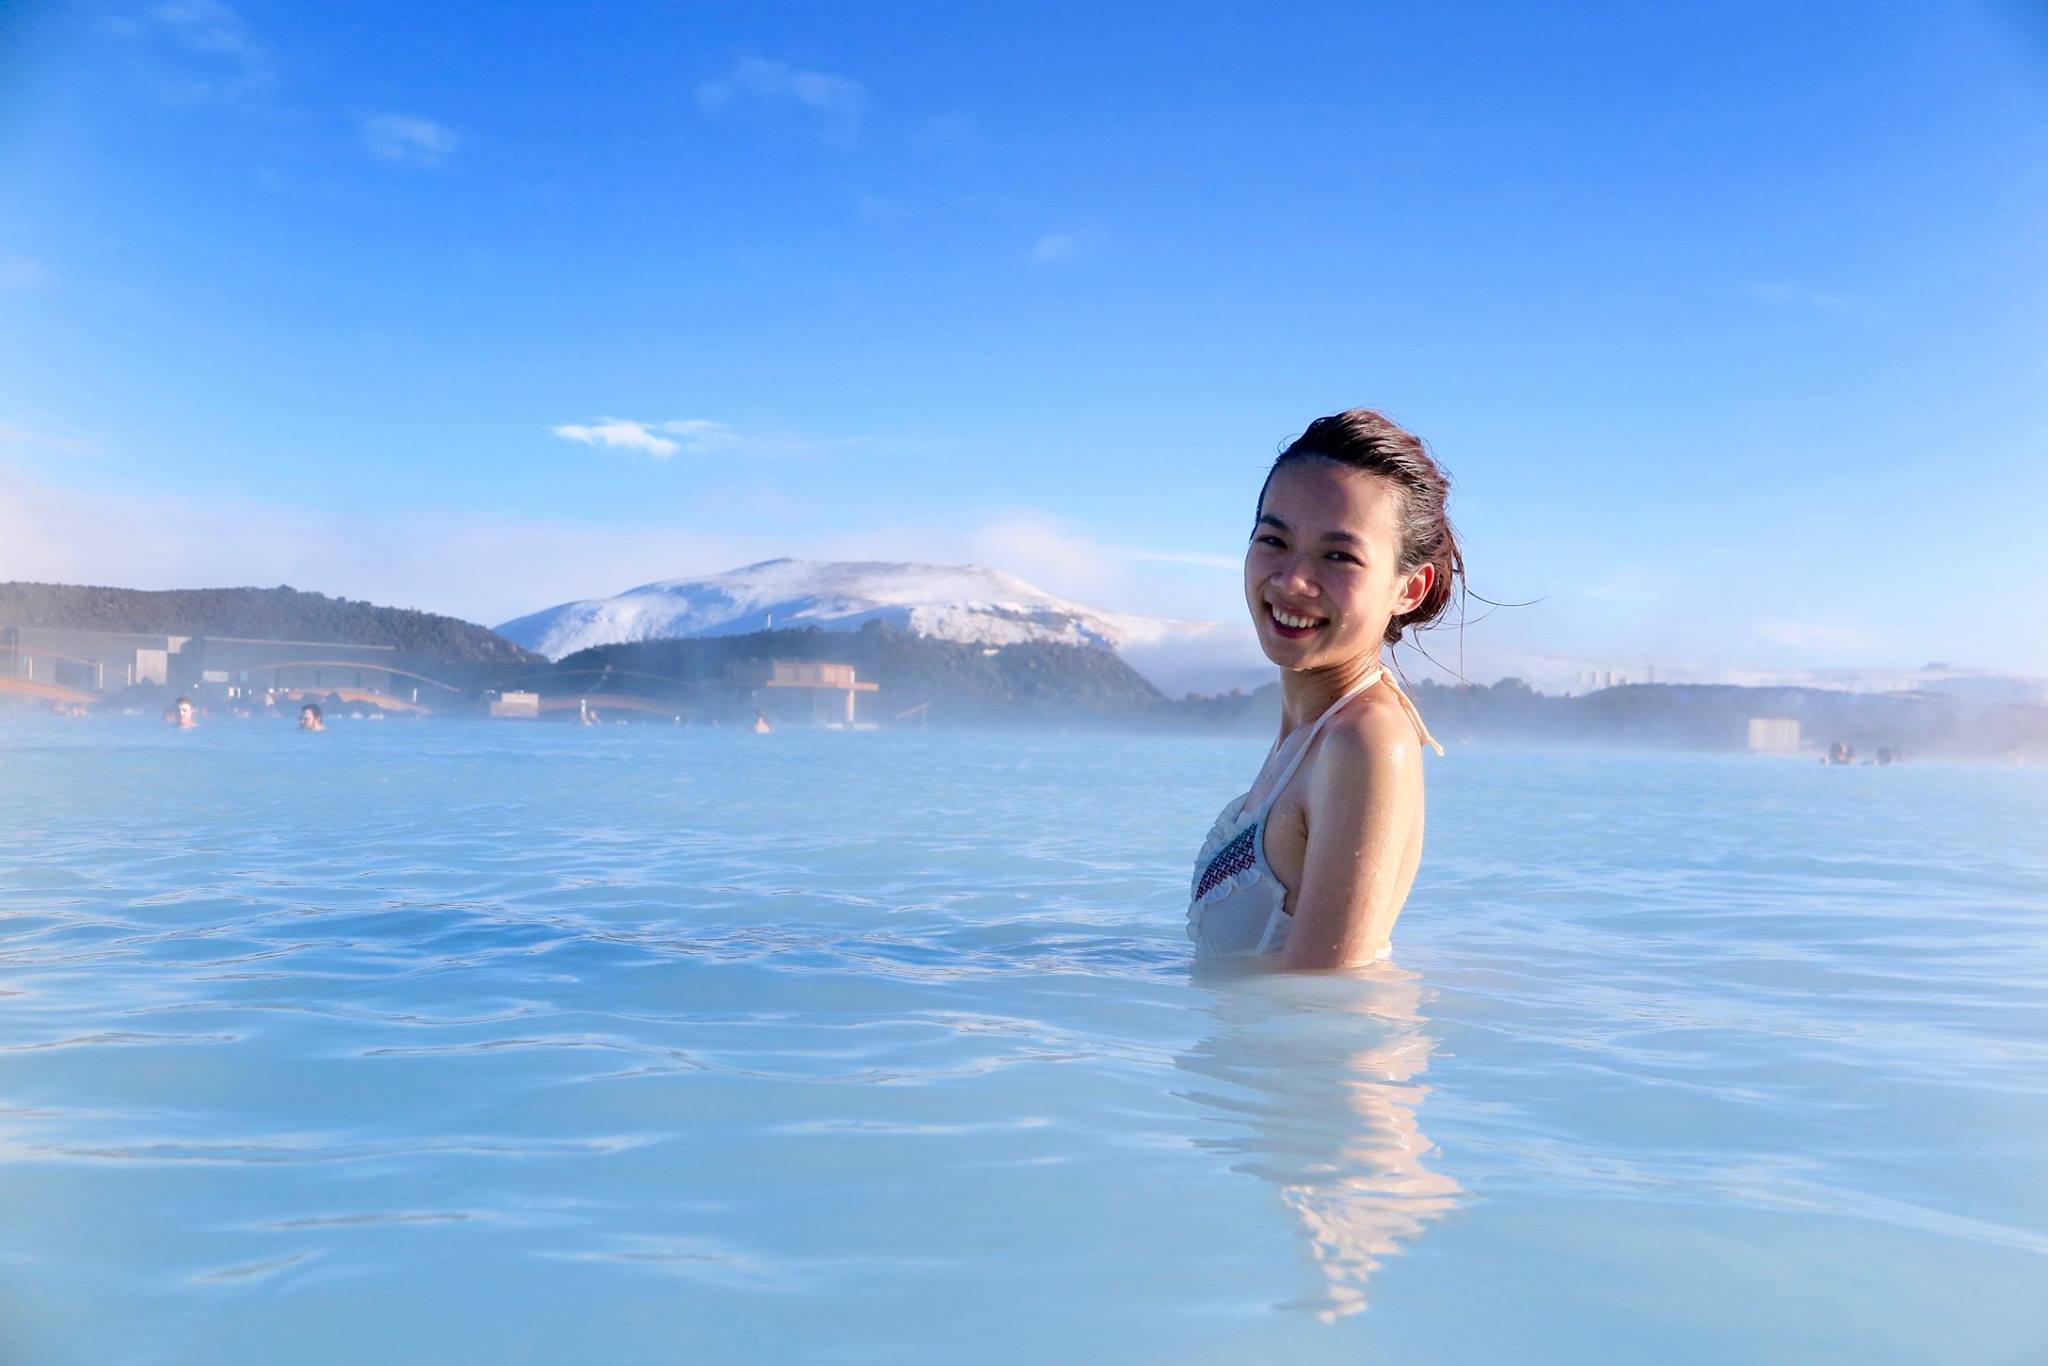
[2,716,2045,1363]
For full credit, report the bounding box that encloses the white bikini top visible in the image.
[1188,666,1442,958]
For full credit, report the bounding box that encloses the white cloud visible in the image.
[548,418,743,461]
[361,114,460,169]
[696,58,864,137]
[551,419,678,459]
[1027,232,1079,265]
[543,418,865,462]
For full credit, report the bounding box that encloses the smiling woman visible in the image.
[1188,410,1462,971]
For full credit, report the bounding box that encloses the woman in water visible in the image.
[1190,409,1462,970]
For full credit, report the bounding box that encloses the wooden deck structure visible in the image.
[0,677,99,709]
[755,660,879,726]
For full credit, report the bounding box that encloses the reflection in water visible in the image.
[1179,965,1461,1321]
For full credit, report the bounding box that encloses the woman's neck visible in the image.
[1278,653,1385,734]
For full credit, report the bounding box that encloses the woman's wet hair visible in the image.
[1260,409,1464,646]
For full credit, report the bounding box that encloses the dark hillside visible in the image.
[559,622,1163,718]
[1149,677,2048,760]
[0,582,538,664]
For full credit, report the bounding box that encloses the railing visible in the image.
[0,677,98,706]
[234,660,465,692]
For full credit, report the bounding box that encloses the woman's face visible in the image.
[1244,459,1433,671]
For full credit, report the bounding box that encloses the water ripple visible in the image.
[1,722,2044,1363]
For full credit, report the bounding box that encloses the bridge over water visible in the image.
[5,647,889,725]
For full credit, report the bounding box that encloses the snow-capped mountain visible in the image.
[496,559,1240,691]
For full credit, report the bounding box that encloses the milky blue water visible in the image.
[2,714,2046,1364]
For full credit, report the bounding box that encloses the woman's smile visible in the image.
[1265,601,1329,637]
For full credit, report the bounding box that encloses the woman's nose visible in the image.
[1270,557,1317,594]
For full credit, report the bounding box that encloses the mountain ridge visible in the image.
[496,558,1225,682]
[0,582,538,664]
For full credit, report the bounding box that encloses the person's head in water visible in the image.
[171,696,196,729]
[1247,409,1462,673]
[298,702,324,731]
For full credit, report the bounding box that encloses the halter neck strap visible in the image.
[1380,669,1446,758]
[1249,665,1444,819]
[1251,668,1379,819]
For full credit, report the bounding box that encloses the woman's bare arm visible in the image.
[1278,711,1424,971]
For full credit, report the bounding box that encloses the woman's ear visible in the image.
[1396,563,1435,616]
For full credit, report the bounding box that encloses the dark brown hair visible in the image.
[1259,408,1464,646]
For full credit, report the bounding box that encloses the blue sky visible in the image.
[2,0,2044,686]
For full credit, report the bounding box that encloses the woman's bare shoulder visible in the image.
[1315,691,1423,784]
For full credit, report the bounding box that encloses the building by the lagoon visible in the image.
[1746,716,1803,754]
[7,624,884,726]
[734,659,880,727]
[2,626,184,693]
[488,690,541,718]
[478,659,882,726]
[3,626,405,705]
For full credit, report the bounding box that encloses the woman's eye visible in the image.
[1253,535,1285,548]
[1325,552,1359,565]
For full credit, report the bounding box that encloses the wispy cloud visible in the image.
[857,193,906,223]
[545,417,875,462]
[150,0,264,61]
[968,511,1241,595]
[0,254,51,292]
[0,472,1133,635]
[696,58,864,139]
[549,418,740,461]
[1761,621,1879,652]
[0,464,777,627]
[908,112,978,157]
[1027,232,1079,265]
[120,0,276,105]
[1577,566,1670,605]
[653,420,742,454]
[0,422,94,455]
[972,512,1123,594]
[1746,281,1866,313]
[360,113,460,169]
[1119,548,1240,570]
